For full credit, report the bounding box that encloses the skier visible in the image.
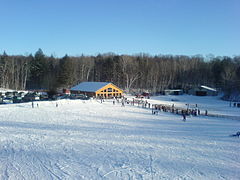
[31,101,34,108]
[205,110,208,116]
[230,131,240,138]
[182,113,186,122]
[121,99,125,107]
[236,131,240,137]
[194,109,197,116]
[236,132,240,137]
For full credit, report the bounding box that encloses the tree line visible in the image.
[0,49,240,96]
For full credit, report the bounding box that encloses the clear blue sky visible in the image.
[0,0,239,57]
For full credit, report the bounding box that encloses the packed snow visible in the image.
[0,96,239,179]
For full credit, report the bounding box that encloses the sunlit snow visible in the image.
[0,96,239,179]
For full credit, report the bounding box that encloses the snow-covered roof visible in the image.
[200,85,217,92]
[70,82,110,92]
[164,89,183,92]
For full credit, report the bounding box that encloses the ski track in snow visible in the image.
[0,97,240,180]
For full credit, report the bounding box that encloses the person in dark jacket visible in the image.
[182,113,186,122]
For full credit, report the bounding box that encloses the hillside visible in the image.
[0,97,239,179]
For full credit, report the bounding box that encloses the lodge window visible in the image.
[104,89,106,92]
[108,88,112,92]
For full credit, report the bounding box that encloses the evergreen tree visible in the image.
[57,54,74,88]
[29,49,48,89]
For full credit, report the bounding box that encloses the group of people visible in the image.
[129,99,151,109]
[31,101,59,108]
[112,97,127,106]
[151,103,209,122]
[111,97,153,110]
[109,97,210,122]
[31,101,39,108]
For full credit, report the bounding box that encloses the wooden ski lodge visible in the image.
[70,82,123,98]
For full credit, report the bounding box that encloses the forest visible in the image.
[0,49,240,96]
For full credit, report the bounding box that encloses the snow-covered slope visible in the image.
[0,98,239,179]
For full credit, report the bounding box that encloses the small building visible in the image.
[164,89,183,95]
[70,82,123,98]
[188,85,218,96]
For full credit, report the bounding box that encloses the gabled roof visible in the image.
[70,82,110,92]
